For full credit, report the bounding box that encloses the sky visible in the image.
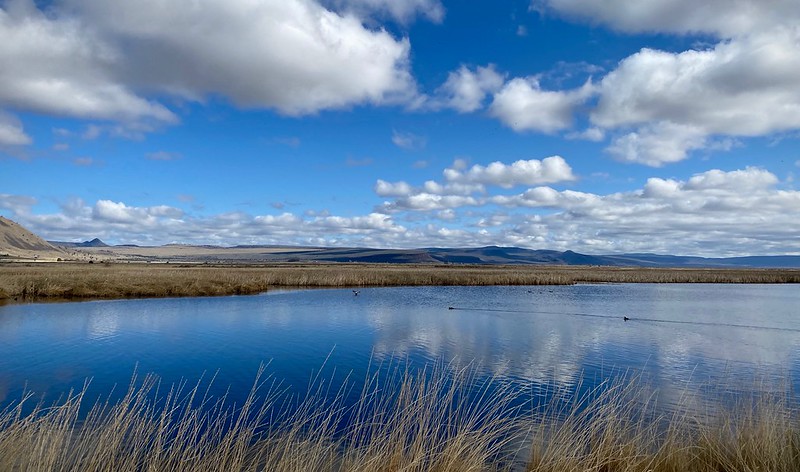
[1,0,799,257]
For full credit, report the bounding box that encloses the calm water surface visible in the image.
[1,284,799,412]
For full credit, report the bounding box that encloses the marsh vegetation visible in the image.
[1,365,798,471]
[2,262,799,302]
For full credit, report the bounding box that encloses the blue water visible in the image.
[1,284,799,413]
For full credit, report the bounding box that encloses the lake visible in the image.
[1,284,799,415]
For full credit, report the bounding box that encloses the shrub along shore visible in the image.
[1,262,799,302]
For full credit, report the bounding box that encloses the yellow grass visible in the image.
[1,365,798,471]
[1,262,799,302]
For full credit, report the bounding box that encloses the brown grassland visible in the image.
[1,364,798,471]
[1,262,799,303]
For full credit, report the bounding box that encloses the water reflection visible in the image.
[0,284,798,414]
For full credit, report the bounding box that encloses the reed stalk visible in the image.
[1,364,798,471]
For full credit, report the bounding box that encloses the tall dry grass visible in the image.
[2,262,799,302]
[0,364,525,472]
[1,364,798,471]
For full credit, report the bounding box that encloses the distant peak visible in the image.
[81,238,108,247]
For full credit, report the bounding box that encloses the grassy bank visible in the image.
[1,262,799,302]
[1,366,798,471]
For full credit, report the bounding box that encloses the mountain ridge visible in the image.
[2,217,799,268]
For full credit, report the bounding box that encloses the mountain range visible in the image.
[1,216,798,267]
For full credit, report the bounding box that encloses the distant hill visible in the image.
[0,216,66,261]
[51,238,109,248]
[226,245,800,268]
[4,217,799,268]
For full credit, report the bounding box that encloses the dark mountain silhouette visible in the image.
[248,245,800,268]
[51,238,109,248]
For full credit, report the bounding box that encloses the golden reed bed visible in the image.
[1,364,798,471]
[1,262,799,302]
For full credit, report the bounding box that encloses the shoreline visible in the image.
[2,262,799,304]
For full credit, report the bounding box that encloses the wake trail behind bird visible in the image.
[447,306,800,334]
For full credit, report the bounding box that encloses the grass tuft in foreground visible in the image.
[1,365,799,471]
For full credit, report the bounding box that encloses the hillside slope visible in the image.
[0,216,66,261]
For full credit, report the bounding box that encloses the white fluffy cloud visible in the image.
[593,29,800,134]
[443,156,576,188]
[490,166,800,255]
[0,0,416,130]
[375,179,414,197]
[0,111,31,146]
[367,160,800,255]
[489,77,594,133]
[93,200,184,225]
[433,64,505,113]
[533,0,800,37]
[594,27,800,165]
[605,122,708,166]
[0,3,176,124]
[375,156,576,212]
[4,166,800,255]
[329,0,444,23]
[516,1,800,166]
[7,199,408,247]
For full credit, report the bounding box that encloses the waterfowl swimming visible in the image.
[353,290,360,296]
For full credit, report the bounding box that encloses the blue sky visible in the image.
[1,0,799,256]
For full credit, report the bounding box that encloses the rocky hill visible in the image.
[0,216,67,261]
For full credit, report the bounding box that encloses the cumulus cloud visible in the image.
[380,193,480,213]
[517,1,800,165]
[4,165,800,255]
[0,0,417,132]
[490,187,600,209]
[606,122,708,166]
[0,193,37,214]
[566,127,605,142]
[375,156,576,212]
[93,200,184,225]
[328,0,444,23]
[0,111,31,146]
[391,130,426,150]
[433,64,505,113]
[591,27,800,165]
[491,166,800,255]
[683,167,778,191]
[375,156,576,214]
[532,0,800,37]
[368,160,800,255]
[6,198,408,247]
[0,4,176,124]
[489,77,594,133]
[593,30,800,135]
[375,179,414,197]
[443,156,576,187]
